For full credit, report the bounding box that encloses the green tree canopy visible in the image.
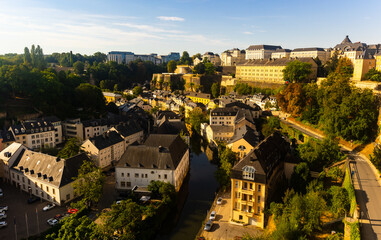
[133,85,143,95]
[72,160,105,207]
[73,61,85,75]
[193,62,205,74]
[75,83,106,114]
[364,68,381,82]
[211,82,220,98]
[282,60,312,83]
[204,62,216,75]
[188,108,207,134]
[57,138,83,159]
[167,60,177,73]
[179,51,193,65]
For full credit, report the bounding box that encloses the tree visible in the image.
[364,68,381,82]
[215,147,237,187]
[290,162,310,193]
[370,145,381,171]
[188,108,207,134]
[193,62,205,74]
[277,83,306,116]
[179,51,193,65]
[211,82,220,98]
[167,60,177,73]
[282,60,312,83]
[133,86,143,95]
[75,83,106,114]
[73,61,85,75]
[329,186,350,218]
[72,160,105,207]
[57,138,82,159]
[335,57,353,77]
[204,62,216,75]
[23,47,32,65]
[262,117,280,137]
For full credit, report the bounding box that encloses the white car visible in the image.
[0,206,8,212]
[0,212,6,220]
[216,197,223,205]
[43,203,56,211]
[209,211,216,220]
[0,221,7,228]
[47,218,59,226]
[204,220,213,231]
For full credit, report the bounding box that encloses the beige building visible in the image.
[227,125,260,159]
[109,121,144,147]
[202,52,221,66]
[230,132,292,228]
[353,58,376,81]
[376,54,381,71]
[290,47,328,62]
[236,58,318,84]
[0,143,90,205]
[115,134,189,192]
[221,48,246,66]
[63,118,84,141]
[271,49,291,59]
[245,45,282,60]
[81,130,125,169]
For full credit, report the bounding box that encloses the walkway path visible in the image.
[279,117,381,239]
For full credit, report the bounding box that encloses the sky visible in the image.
[1,0,381,56]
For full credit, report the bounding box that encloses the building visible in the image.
[40,116,63,145]
[230,132,292,228]
[221,48,246,66]
[62,118,84,141]
[82,119,109,140]
[81,130,125,169]
[115,134,189,192]
[103,92,122,104]
[353,58,376,81]
[290,48,327,61]
[107,51,180,65]
[0,143,90,205]
[245,45,282,60]
[185,91,211,105]
[333,36,368,63]
[271,49,291,59]
[202,52,221,66]
[109,121,144,147]
[236,58,318,84]
[227,125,260,159]
[9,120,56,150]
[0,130,15,151]
[376,53,381,71]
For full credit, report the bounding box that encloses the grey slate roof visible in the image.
[229,125,260,147]
[12,150,89,188]
[113,121,143,137]
[117,134,188,170]
[247,45,282,51]
[89,130,124,150]
[231,131,291,184]
[11,120,54,136]
[0,130,15,143]
[292,47,325,52]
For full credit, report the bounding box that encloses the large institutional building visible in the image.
[107,51,180,65]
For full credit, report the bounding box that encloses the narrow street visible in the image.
[280,117,381,239]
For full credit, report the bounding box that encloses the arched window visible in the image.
[238,145,246,151]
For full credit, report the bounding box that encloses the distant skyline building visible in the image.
[107,51,180,65]
[245,45,282,60]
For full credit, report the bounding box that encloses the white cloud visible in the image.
[157,16,185,22]
[113,22,183,34]
[243,31,254,35]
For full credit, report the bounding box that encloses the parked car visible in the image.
[0,188,3,197]
[43,203,56,211]
[0,221,7,228]
[0,206,8,212]
[0,212,6,220]
[209,211,216,220]
[116,200,122,205]
[27,196,40,204]
[67,208,78,214]
[204,220,213,231]
[47,218,59,226]
[216,197,223,205]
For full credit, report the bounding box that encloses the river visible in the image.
[156,135,219,240]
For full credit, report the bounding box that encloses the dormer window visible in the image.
[21,128,25,133]
[242,165,255,180]
[238,145,246,151]
[15,129,19,134]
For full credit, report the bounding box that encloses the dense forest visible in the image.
[0,45,166,121]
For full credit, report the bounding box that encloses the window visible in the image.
[66,194,70,200]
[141,174,144,178]
[121,182,126,187]
[235,191,238,199]
[46,186,49,192]
[235,202,237,209]
[41,192,44,198]
[257,207,261,214]
[158,175,161,179]
[235,181,238,188]
[53,189,55,195]
[243,182,247,190]
[145,174,148,178]
[28,179,30,185]
[164,174,167,179]
[36,189,38,194]
[239,215,243,220]
[258,185,261,192]
[127,173,130,177]
[258,196,261,203]
[17,175,19,180]
[127,182,131,187]
[121,173,124,177]
[242,166,255,180]
[135,173,139,178]
[22,177,25,183]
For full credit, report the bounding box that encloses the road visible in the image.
[280,118,381,239]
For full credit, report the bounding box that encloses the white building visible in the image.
[115,134,189,192]
[271,49,291,59]
[0,143,90,205]
[246,45,282,60]
[290,47,328,61]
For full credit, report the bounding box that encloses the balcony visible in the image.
[240,188,254,195]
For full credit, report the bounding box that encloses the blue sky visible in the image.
[1,0,380,56]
